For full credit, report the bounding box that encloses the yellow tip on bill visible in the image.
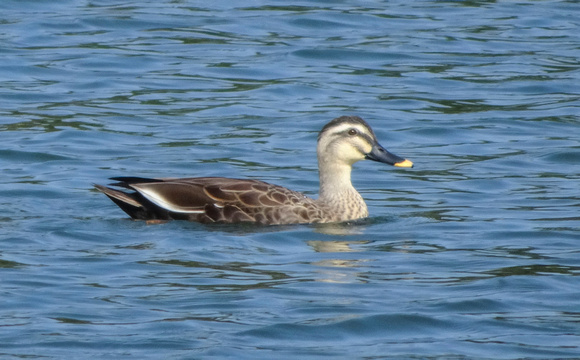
[394,159,414,168]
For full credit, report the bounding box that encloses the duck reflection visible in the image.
[307,240,371,283]
[307,240,369,253]
[313,221,367,236]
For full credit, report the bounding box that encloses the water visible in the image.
[1,0,579,358]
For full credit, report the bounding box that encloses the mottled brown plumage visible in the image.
[95,116,413,225]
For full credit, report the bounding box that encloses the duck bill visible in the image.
[365,143,413,168]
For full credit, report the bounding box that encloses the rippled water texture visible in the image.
[1,1,579,359]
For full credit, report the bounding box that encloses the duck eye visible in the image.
[348,129,357,136]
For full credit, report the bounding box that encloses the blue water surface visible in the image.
[1,1,579,359]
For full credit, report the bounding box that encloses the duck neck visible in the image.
[318,161,354,199]
[317,159,367,219]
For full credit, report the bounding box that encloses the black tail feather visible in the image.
[109,176,161,188]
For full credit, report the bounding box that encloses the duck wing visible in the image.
[96,177,322,224]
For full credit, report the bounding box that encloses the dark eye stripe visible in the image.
[320,124,375,147]
[343,129,374,146]
[359,133,375,147]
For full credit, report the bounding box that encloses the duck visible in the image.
[95,115,413,225]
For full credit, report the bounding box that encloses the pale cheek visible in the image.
[342,149,366,164]
[361,144,372,155]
